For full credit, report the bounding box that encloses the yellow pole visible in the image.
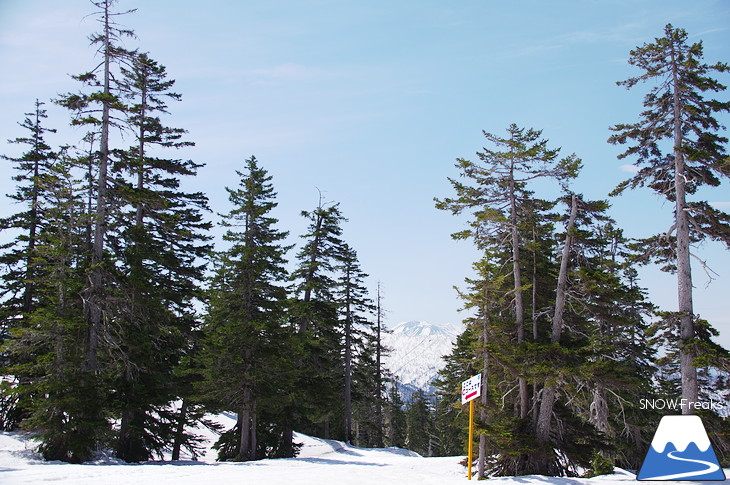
[467,399,474,480]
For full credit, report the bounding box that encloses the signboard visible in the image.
[461,373,481,405]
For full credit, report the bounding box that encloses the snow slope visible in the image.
[383,320,460,398]
[3,426,711,485]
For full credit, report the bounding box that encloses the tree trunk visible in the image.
[85,0,112,374]
[250,403,257,461]
[670,42,697,413]
[343,265,353,444]
[590,386,609,434]
[508,165,529,419]
[171,399,188,461]
[238,398,251,461]
[117,409,147,462]
[375,282,384,447]
[281,426,294,458]
[536,195,578,442]
[478,287,489,478]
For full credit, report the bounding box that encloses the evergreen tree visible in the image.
[3,156,98,462]
[55,0,137,379]
[0,100,57,325]
[0,101,58,430]
[432,329,475,457]
[436,124,580,420]
[200,156,291,462]
[609,24,730,411]
[384,380,407,448]
[289,200,346,439]
[335,243,375,443]
[437,126,660,476]
[30,0,139,459]
[109,50,211,462]
[405,389,435,456]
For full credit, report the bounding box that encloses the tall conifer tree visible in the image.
[335,243,375,443]
[609,24,730,411]
[110,50,211,462]
[200,156,291,461]
[290,201,346,439]
[436,124,580,421]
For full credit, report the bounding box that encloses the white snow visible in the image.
[650,415,712,453]
[0,400,725,484]
[0,425,664,485]
[383,321,460,392]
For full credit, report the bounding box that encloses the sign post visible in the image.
[461,374,481,480]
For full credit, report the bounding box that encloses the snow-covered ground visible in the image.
[1,412,726,484]
[4,421,722,485]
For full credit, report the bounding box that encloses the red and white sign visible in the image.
[461,373,481,405]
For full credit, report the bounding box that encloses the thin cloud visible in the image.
[620,164,640,173]
[710,201,730,209]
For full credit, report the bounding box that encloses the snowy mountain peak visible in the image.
[390,321,458,337]
[650,415,712,453]
[383,321,462,398]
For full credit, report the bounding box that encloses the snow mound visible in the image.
[294,432,421,460]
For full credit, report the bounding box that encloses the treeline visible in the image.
[2,1,730,476]
[0,0,410,464]
[430,24,730,478]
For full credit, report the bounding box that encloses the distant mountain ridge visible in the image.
[382,320,461,401]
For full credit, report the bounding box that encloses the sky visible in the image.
[0,1,729,346]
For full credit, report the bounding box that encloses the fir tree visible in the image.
[33,0,139,459]
[200,156,291,461]
[109,50,211,462]
[405,389,435,456]
[436,124,580,419]
[384,381,407,448]
[335,243,375,443]
[289,200,346,439]
[3,156,97,462]
[609,24,730,411]
[0,100,57,327]
[55,0,137,378]
[432,328,475,457]
[0,101,59,430]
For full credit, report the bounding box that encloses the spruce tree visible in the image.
[437,127,660,476]
[609,24,730,411]
[200,156,291,461]
[432,329,476,457]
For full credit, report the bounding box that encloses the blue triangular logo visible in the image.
[637,415,726,481]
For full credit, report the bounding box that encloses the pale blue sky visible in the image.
[1,1,729,346]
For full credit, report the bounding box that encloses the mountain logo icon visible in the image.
[637,415,726,481]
